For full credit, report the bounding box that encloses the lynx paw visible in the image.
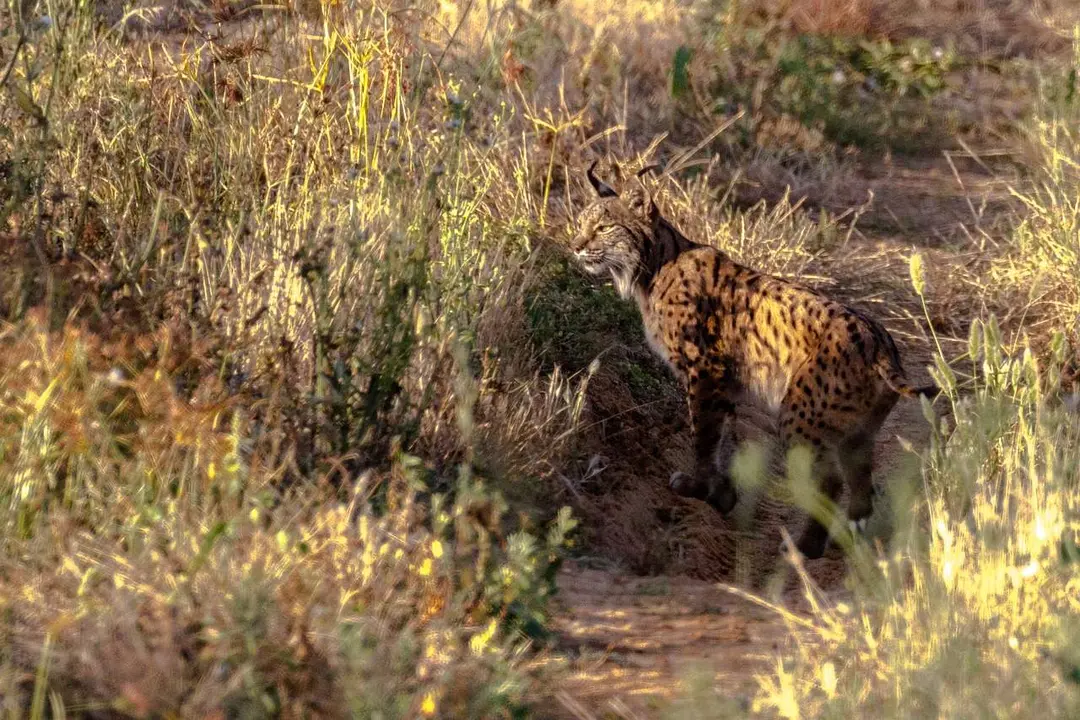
[794,526,829,560]
[709,482,738,515]
[669,471,708,500]
[848,517,869,536]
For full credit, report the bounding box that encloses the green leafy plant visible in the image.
[707,19,957,151]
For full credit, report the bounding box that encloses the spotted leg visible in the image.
[669,367,739,514]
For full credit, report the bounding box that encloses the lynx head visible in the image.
[570,162,660,298]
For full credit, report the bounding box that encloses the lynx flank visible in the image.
[571,162,936,559]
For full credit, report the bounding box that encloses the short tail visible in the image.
[863,317,943,400]
[876,363,940,400]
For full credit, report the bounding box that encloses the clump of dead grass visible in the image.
[994,127,1080,344]
[739,0,1075,57]
[973,46,1080,352]
[1,1,599,713]
[0,310,576,718]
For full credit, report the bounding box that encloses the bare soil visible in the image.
[549,561,798,719]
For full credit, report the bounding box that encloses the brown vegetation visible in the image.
[1,0,1079,715]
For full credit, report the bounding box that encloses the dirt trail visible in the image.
[548,154,1007,717]
[549,562,796,719]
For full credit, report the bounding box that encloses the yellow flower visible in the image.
[418,558,433,576]
[470,618,498,656]
[431,540,444,558]
[421,693,436,716]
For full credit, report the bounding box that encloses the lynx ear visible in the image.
[587,160,617,198]
[626,182,658,223]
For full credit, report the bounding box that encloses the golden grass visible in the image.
[1,0,1080,715]
[0,312,577,716]
[747,318,1080,718]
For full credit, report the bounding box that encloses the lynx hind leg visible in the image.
[669,470,709,501]
[840,393,897,536]
[669,412,739,512]
[670,368,739,514]
[790,452,844,560]
[706,411,740,513]
[839,435,877,537]
[778,352,898,557]
[778,395,847,558]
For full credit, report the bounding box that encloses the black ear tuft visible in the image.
[636,164,662,180]
[587,160,618,198]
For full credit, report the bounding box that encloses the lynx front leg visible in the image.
[669,368,739,514]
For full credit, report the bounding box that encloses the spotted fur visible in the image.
[571,162,937,559]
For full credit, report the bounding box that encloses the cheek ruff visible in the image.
[575,249,608,274]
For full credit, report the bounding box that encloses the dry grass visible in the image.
[0,311,579,716]
[1,0,1080,715]
[746,318,1080,718]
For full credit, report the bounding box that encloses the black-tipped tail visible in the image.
[876,363,941,400]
